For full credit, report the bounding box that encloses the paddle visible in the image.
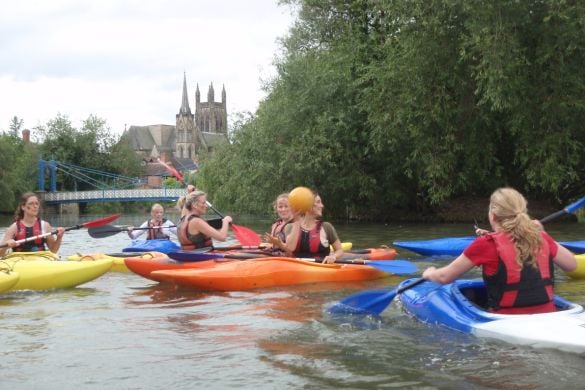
[88,224,176,238]
[205,201,262,246]
[167,250,417,274]
[539,194,585,223]
[0,213,122,249]
[168,250,261,261]
[328,278,426,315]
[332,193,585,315]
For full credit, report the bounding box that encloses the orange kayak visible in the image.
[151,256,397,291]
[124,253,217,282]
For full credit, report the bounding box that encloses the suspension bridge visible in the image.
[37,159,187,206]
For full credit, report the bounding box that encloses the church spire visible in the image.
[208,82,215,103]
[179,72,191,115]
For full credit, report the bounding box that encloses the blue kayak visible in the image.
[122,239,180,254]
[394,237,585,256]
[558,241,585,254]
[393,236,474,256]
[398,278,585,354]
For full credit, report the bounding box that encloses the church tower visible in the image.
[196,83,228,135]
[175,73,196,159]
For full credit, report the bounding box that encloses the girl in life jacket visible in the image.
[177,191,232,250]
[284,190,344,264]
[127,203,177,240]
[422,187,577,314]
[0,192,65,256]
[264,193,293,254]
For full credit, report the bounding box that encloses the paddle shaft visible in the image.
[205,201,262,246]
[0,213,121,249]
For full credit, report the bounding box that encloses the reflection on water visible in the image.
[0,213,584,388]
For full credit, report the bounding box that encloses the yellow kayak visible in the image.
[2,251,112,291]
[567,254,585,279]
[0,271,20,293]
[66,251,164,273]
[339,242,352,251]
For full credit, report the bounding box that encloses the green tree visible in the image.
[0,133,37,212]
[8,116,24,138]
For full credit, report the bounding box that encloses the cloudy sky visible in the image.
[0,0,295,136]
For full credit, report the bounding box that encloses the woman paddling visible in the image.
[177,191,232,250]
[422,187,577,314]
[127,203,177,240]
[0,192,65,256]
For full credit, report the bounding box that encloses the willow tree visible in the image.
[199,0,585,219]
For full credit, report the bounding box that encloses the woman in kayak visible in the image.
[127,203,177,240]
[0,192,65,256]
[264,192,292,253]
[284,190,344,264]
[177,190,232,250]
[422,187,577,314]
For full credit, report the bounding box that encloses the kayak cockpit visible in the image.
[452,279,581,317]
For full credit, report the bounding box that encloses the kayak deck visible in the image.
[1,251,112,291]
[151,257,394,291]
[399,278,585,354]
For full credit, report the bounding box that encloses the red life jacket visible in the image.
[147,218,170,240]
[178,214,213,250]
[294,221,330,257]
[483,232,554,312]
[14,218,47,252]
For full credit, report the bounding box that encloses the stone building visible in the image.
[124,73,228,180]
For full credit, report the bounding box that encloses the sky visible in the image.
[0,0,295,137]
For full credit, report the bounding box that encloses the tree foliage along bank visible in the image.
[197,0,585,221]
[0,114,142,214]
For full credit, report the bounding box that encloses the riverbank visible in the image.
[386,195,570,223]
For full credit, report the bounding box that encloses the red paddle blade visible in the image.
[82,213,122,229]
[231,223,261,246]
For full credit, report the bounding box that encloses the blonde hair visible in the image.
[184,190,206,211]
[489,188,542,268]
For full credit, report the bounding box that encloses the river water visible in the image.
[1,213,584,389]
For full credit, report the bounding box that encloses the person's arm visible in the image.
[284,220,301,253]
[422,254,475,284]
[553,242,577,272]
[44,222,65,253]
[128,221,148,239]
[190,216,232,242]
[163,220,178,237]
[322,222,344,264]
[324,239,344,264]
[0,224,17,256]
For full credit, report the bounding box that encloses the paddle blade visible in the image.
[231,224,262,246]
[329,278,427,315]
[368,260,418,275]
[82,213,122,229]
[328,289,398,315]
[565,195,585,214]
[88,224,124,238]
